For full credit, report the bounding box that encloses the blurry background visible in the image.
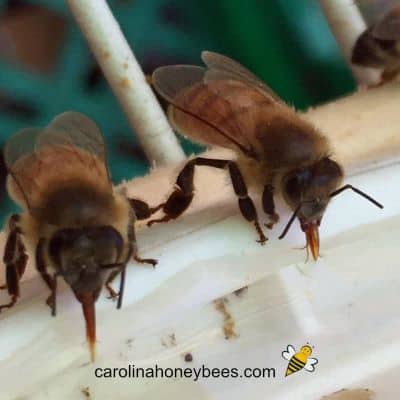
[0,0,383,221]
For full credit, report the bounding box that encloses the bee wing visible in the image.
[372,6,400,40]
[152,52,287,159]
[281,345,296,361]
[5,112,111,211]
[304,357,318,372]
[201,51,283,103]
[38,111,108,161]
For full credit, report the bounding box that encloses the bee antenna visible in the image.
[330,184,383,209]
[278,204,301,240]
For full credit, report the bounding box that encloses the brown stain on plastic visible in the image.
[161,333,177,348]
[81,387,91,399]
[214,298,237,339]
[120,78,131,88]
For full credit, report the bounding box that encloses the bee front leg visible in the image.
[104,253,129,309]
[36,238,57,316]
[147,157,267,244]
[107,222,158,308]
[105,270,121,300]
[262,184,280,229]
[0,214,28,312]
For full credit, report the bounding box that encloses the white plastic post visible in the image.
[66,0,185,166]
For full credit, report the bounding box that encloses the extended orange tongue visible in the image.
[305,224,320,261]
[79,293,96,362]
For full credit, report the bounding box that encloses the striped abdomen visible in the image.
[285,355,306,376]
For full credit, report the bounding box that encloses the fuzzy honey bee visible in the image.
[282,344,318,377]
[0,112,158,361]
[352,5,400,84]
[148,51,383,259]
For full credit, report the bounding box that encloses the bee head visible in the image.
[280,157,382,261]
[48,225,125,362]
[48,225,124,296]
[281,157,343,260]
[282,157,343,223]
[300,345,313,356]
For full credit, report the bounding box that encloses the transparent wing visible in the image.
[201,51,283,103]
[372,6,400,40]
[39,111,107,159]
[304,357,318,372]
[153,65,259,157]
[281,345,296,361]
[152,65,205,104]
[5,112,111,210]
[4,127,46,208]
[4,127,43,170]
[152,52,287,159]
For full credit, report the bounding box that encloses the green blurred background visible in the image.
[0,0,358,222]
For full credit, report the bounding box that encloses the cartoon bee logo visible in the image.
[282,344,318,377]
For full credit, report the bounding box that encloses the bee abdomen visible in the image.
[285,356,306,376]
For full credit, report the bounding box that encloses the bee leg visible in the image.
[227,161,267,244]
[16,240,28,277]
[128,198,163,220]
[105,270,121,300]
[109,223,158,309]
[0,214,28,312]
[0,230,17,290]
[262,184,280,229]
[133,254,157,267]
[36,238,57,316]
[128,224,158,267]
[147,158,198,227]
[148,157,267,244]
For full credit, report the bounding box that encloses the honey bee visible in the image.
[0,112,158,361]
[148,51,383,260]
[282,344,318,377]
[352,5,400,84]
